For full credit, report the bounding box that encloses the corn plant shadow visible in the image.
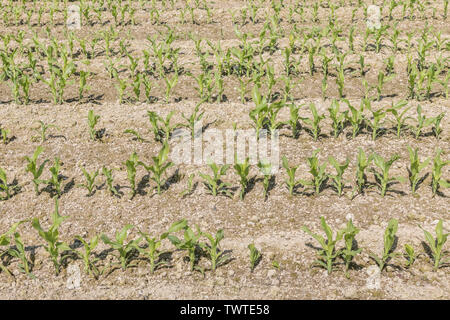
[164,169,183,191]
[137,174,150,196]
[407,171,429,192]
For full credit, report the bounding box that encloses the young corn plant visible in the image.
[249,86,269,140]
[340,219,362,278]
[302,217,344,274]
[168,224,204,272]
[180,173,196,198]
[124,129,146,143]
[181,100,205,139]
[125,152,139,198]
[0,168,13,200]
[301,103,325,141]
[75,235,100,278]
[199,162,231,197]
[138,219,188,274]
[35,121,59,142]
[0,127,10,144]
[287,103,303,139]
[407,146,430,194]
[412,105,434,139]
[102,167,119,196]
[371,153,402,197]
[25,146,49,195]
[138,142,173,195]
[44,157,63,198]
[87,110,100,141]
[431,149,449,196]
[147,111,179,143]
[101,225,141,271]
[248,243,262,272]
[420,220,448,270]
[282,156,302,196]
[328,99,347,138]
[356,148,372,194]
[365,101,386,141]
[386,100,411,138]
[77,167,99,196]
[8,230,34,277]
[234,156,251,200]
[32,198,71,275]
[0,220,28,277]
[200,229,231,272]
[403,244,416,268]
[344,99,365,139]
[369,218,399,272]
[432,113,445,139]
[257,160,273,200]
[328,156,350,197]
[299,149,328,195]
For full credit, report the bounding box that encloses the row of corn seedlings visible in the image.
[0,145,448,201]
[0,199,447,279]
[1,0,447,29]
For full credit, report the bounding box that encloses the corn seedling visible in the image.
[125,152,139,198]
[412,105,434,139]
[101,225,141,271]
[44,157,63,197]
[301,103,325,141]
[365,101,386,141]
[147,111,178,143]
[75,235,100,278]
[0,127,10,144]
[181,100,205,139]
[25,146,48,195]
[248,243,262,272]
[0,168,13,200]
[287,103,302,139]
[431,148,449,196]
[341,219,362,278]
[87,110,100,141]
[124,129,145,143]
[138,219,187,274]
[328,99,347,138]
[35,121,59,143]
[299,149,328,195]
[77,167,99,196]
[302,217,344,274]
[234,156,251,200]
[282,156,302,196]
[257,160,273,200]
[0,220,28,277]
[199,162,231,197]
[168,223,204,272]
[407,146,430,194]
[371,153,402,197]
[32,198,71,275]
[431,113,445,139]
[369,218,399,272]
[420,220,448,270]
[328,156,349,196]
[200,229,231,272]
[344,99,365,139]
[102,166,119,196]
[403,244,416,268]
[138,142,173,194]
[386,100,411,138]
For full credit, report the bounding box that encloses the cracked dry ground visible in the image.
[0,0,449,299]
